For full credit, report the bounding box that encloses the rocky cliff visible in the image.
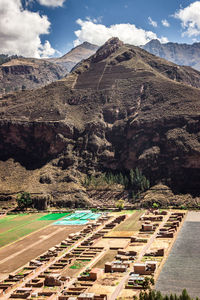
[0,38,200,206]
[143,39,200,71]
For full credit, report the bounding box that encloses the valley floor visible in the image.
[0,209,189,299]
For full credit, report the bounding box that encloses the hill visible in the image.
[143,39,200,71]
[0,42,98,95]
[0,38,199,207]
[0,57,66,94]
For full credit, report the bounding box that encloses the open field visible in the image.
[95,238,130,249]
[105,210,143,238]
[0,224,83,279]
[0,213,69,247]
[93,250,117,268]
[156,212,200,298]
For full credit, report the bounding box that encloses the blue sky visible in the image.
[1,0,200,57]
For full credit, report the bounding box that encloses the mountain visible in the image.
[0,57,66,95]
[0,37,200,207]
[143,39,200,71]
[0,42,98,96]
[48,42,99,72]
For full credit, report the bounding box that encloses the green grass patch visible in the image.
[70,261,83,269]
[38,213,70,221]
[0,213,53,247]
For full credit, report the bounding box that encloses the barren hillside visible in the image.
[0,38,199,206]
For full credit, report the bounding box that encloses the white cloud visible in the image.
[74,19,168,47]
[37,0,65,7]
[162,19,170,27]
[0,0,56,58]
[174,1,200,37]
[39,41,57,58]
[148,16,158,28]
[160,36,169,43]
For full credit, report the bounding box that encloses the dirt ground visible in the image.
[93,250,117,268]
[95,238,130,249]
[150,238,171,251]
[118,288,138,299]
[88,273,123,296]
[105,211,143,238]
[0,225,83,279]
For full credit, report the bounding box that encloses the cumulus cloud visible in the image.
[148,17,158,28]
[74,19,168,47]
[0,0,56,58]
[37,0,65,7]
[162,19,170,27]
[160,36,169,43]
[174,1,200,37]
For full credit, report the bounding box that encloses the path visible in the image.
[109,212,171,300]
[96,63,108,90]
[0,216,115,299]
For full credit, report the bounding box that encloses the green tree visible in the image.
[152,202,159,209]
[115,199,125,210]
[17,192,32,210]
[142,277,152,291]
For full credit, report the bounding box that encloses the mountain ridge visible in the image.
[0,37,199,206]
[0,42,98,95]
[143,39,200,71]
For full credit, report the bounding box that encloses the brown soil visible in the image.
[93,250,117,268]
[0,225,83,279]
[94,238,130,249]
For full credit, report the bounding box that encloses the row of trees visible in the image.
[83,168,150,199]
[137,289,196,300]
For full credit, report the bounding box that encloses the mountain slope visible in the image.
[143,39,200,71]
[0,42,98,96]
[48,42,98,73]
[0,57,66,95]
[0,38,199,205]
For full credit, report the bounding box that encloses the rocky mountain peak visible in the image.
[91,37,124,63]
[80,41,98,50]
[145,39,162,47]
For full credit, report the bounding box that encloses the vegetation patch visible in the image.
[70,261,84,269]
[0,213,52,247]
[38,213,70,221]
[83,168,150,201]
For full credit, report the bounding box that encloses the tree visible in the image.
[115,199,125,210]
[17,192,32,210]
[152,202,159,209]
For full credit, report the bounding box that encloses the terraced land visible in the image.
[156,212,200,298]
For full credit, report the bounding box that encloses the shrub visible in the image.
[115,199,125,210]
[16,192,32,210]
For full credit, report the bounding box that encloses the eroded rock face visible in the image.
[0,38,200,205]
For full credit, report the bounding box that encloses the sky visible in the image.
[1,0,200,58]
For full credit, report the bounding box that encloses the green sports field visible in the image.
[0,212,69,247]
